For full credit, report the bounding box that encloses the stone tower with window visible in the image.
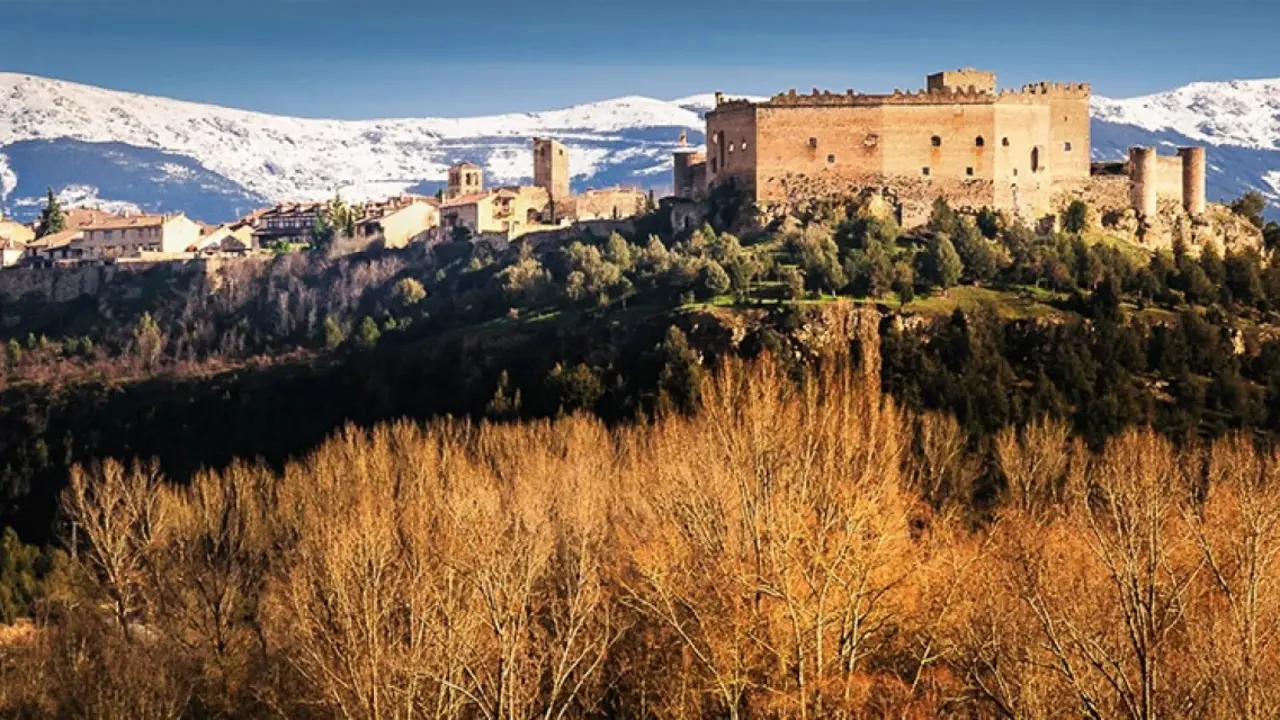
[533,138,571,202]
[445,162,483,200]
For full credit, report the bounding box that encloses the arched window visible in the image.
[931,136,942,147]
[1031,147,1041,173]
[827,154,836,164]
[1064,141,1073,152]
[976,136,986,147]
[1002,137,1011,147]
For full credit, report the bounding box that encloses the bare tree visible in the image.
[62,458,169,641]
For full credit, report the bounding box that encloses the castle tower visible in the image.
[673,150,707,200]
[446,162,483,200]
[533,138,571,201]
[926,68,997,94]
[1128,147,1158,218]
[1177,147,1207,216]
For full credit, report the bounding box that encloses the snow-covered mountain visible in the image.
[1092,79,1280,151]
[1,72,1277,223]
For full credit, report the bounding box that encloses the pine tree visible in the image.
[36,188,66,238]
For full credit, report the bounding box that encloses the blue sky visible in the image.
[1,0,1275,119]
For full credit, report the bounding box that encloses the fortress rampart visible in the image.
[675,68,1205,229]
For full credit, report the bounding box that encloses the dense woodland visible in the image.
[2,189,1280,715]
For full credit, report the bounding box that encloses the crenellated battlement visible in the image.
[710,78,1090,114]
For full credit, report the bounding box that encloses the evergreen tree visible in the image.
[657,326,703,414]
[845,242,895,298]
[36,187,66,238]
[778,265,805,300]
[1224,250,1264,306]
[0,528,45,623]
[1264,221,1280,252]
[917,234,963,293]
[546,363,605,414]
[1230,191,1267,229]
[1062,200,1090,234]
[694,260,731,301]
[975,206,1001,239]
[952,222,999,284]
[927,197,962,236]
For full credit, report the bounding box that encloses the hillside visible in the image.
[1,72,1279,222]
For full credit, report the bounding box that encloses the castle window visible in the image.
[1002,137,1010,147]
[1031,147,1042,173]
[741,139,748,150]
[827,154,836,164]
[966,167,974,176]
[922,167,931,176]
[1064,142,1073,152]
[728,142,735,153]
[976,136,985,147]
[931,136,942,147]
[808,137,818,149]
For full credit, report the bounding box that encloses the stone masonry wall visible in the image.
[706,77,1090,222]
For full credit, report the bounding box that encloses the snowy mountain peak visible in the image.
[1092,78,1280,151]
[0,73,709,209]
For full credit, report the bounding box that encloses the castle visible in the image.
[674,69,1208,228]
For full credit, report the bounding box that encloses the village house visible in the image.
[357,196,440,248]
[79,213,203,259]
[0,220,35,268]
[253,202,324,247]
[24,229,87,267]
[0,239,26,268]
[195,221,256,255]
[439,186,558,240]
[252,196,439,249]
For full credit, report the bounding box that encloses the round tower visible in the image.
[1177,147,1207,216]
[1128,147,1158,218]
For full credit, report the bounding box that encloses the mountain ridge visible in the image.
[1,72,1278,223]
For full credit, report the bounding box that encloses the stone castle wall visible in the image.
[706,75,1090,223]
[572,188,647,221]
